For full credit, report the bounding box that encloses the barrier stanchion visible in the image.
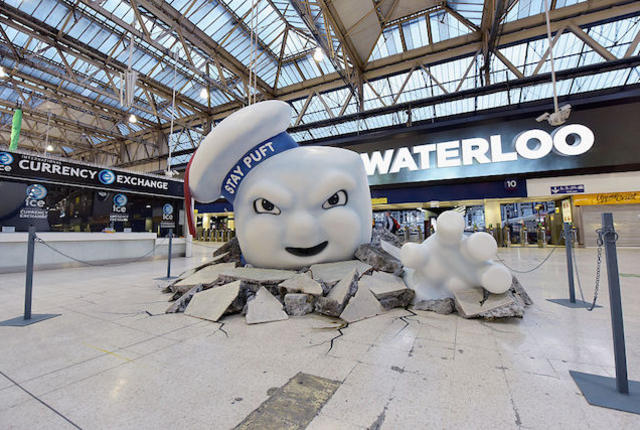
[547,222,593,308]
[167,229,173,278]
[570,213,640,414]
[0,226,60,326]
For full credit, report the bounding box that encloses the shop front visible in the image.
[342,100,640,246]
[0,150,186,272]
[0,150,184,234]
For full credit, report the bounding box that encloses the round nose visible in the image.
[286,211,320,245]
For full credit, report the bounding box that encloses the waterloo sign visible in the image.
[348,101,640,187]
[360,124,594,180]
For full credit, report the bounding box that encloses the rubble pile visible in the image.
[162,238,532,324]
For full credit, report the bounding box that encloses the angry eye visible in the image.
[253,198,281,215]
[322,190,348,209]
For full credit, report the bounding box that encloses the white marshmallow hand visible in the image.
[401,211,512,297]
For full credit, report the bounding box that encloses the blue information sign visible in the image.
[550,184,585,194]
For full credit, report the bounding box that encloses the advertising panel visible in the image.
[0,151,183,197]
[347,102,640,187]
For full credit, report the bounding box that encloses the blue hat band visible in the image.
[220,131,298,202]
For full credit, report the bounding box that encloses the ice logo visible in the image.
[0,152,14,165]
[26,184,47,200]
[113,194,128,207]
[162,203,173,216]
[98,169,115,185]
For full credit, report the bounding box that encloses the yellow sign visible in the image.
[574,191,640,206]
[371,197,388,205]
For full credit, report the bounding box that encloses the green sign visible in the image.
[9,108,22,151]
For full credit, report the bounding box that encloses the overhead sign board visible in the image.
[347,103,640,187]
[0,151,184,198]
[551,184,584,194]
[574,191,640,206]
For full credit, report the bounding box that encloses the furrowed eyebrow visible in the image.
[309,172,356,203]
[244,180,293,207]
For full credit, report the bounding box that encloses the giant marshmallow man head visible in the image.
[185,101,372,269]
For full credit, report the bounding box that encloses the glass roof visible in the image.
[290,14,640,143]
[0,0,635,161]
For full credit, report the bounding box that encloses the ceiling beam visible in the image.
[0,2,207,114]
[289,0,362,101]
[276,0,640,100]
[78,0,244,105]
[134,0,274,97]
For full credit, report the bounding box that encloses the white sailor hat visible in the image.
[184,100,296,235]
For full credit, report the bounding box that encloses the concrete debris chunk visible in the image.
[218,267,298,284]
[340,283,384,323]
[166,284,203,313]
[185,281,241,322]
[284,293,315,316]
[361,271,414,309]
[279,273,323,296]
[246,287,289,324]
[510,276,533,305]
[315,269,358,317]
[213,237,242,263]
[354,243,402,273]
[371,227,404,247]
[173,262,237,289]
[162,254,231,293]
[413,298,456,314]
[310,260,372,285]
[454,288,524,319]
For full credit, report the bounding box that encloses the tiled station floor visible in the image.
[1,244,639,429]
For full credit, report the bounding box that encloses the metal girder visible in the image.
[288,56,640,132]
[479,0,509,84]
[0,3,207,115]
[0,47,158,129]
[78,0,244,106]
[0,97,152,148]
[276,0,640,100]
[289,0,363,104]
[135,0,274,97]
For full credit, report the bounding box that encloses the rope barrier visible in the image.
[34,236,169,267]
[496,247,557,274]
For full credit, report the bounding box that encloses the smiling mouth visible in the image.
[285,241,328,257]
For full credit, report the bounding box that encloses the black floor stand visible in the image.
[0,227,60,327]
[570,214,640,415]
[548,223,600,309]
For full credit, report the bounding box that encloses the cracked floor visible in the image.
[1,245,640,429]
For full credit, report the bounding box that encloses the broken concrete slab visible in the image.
[340,283,384,323]
[166,284,203,313]
[310,260,372,285]
[219,267,298,285]
[279,273,323,296]
[172,262,237,289]
[213,237,242,263]
[413,298,456,314]
[510,276,533,305]
[453,288,524,319]
[359,271,414,310]
[354,243,402,273]
[185,281,241,322]
[162,254,231,293]
[371,226,404,247]
[246,287,289,324]
[315,269,358,317]
[284,293,315,316]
